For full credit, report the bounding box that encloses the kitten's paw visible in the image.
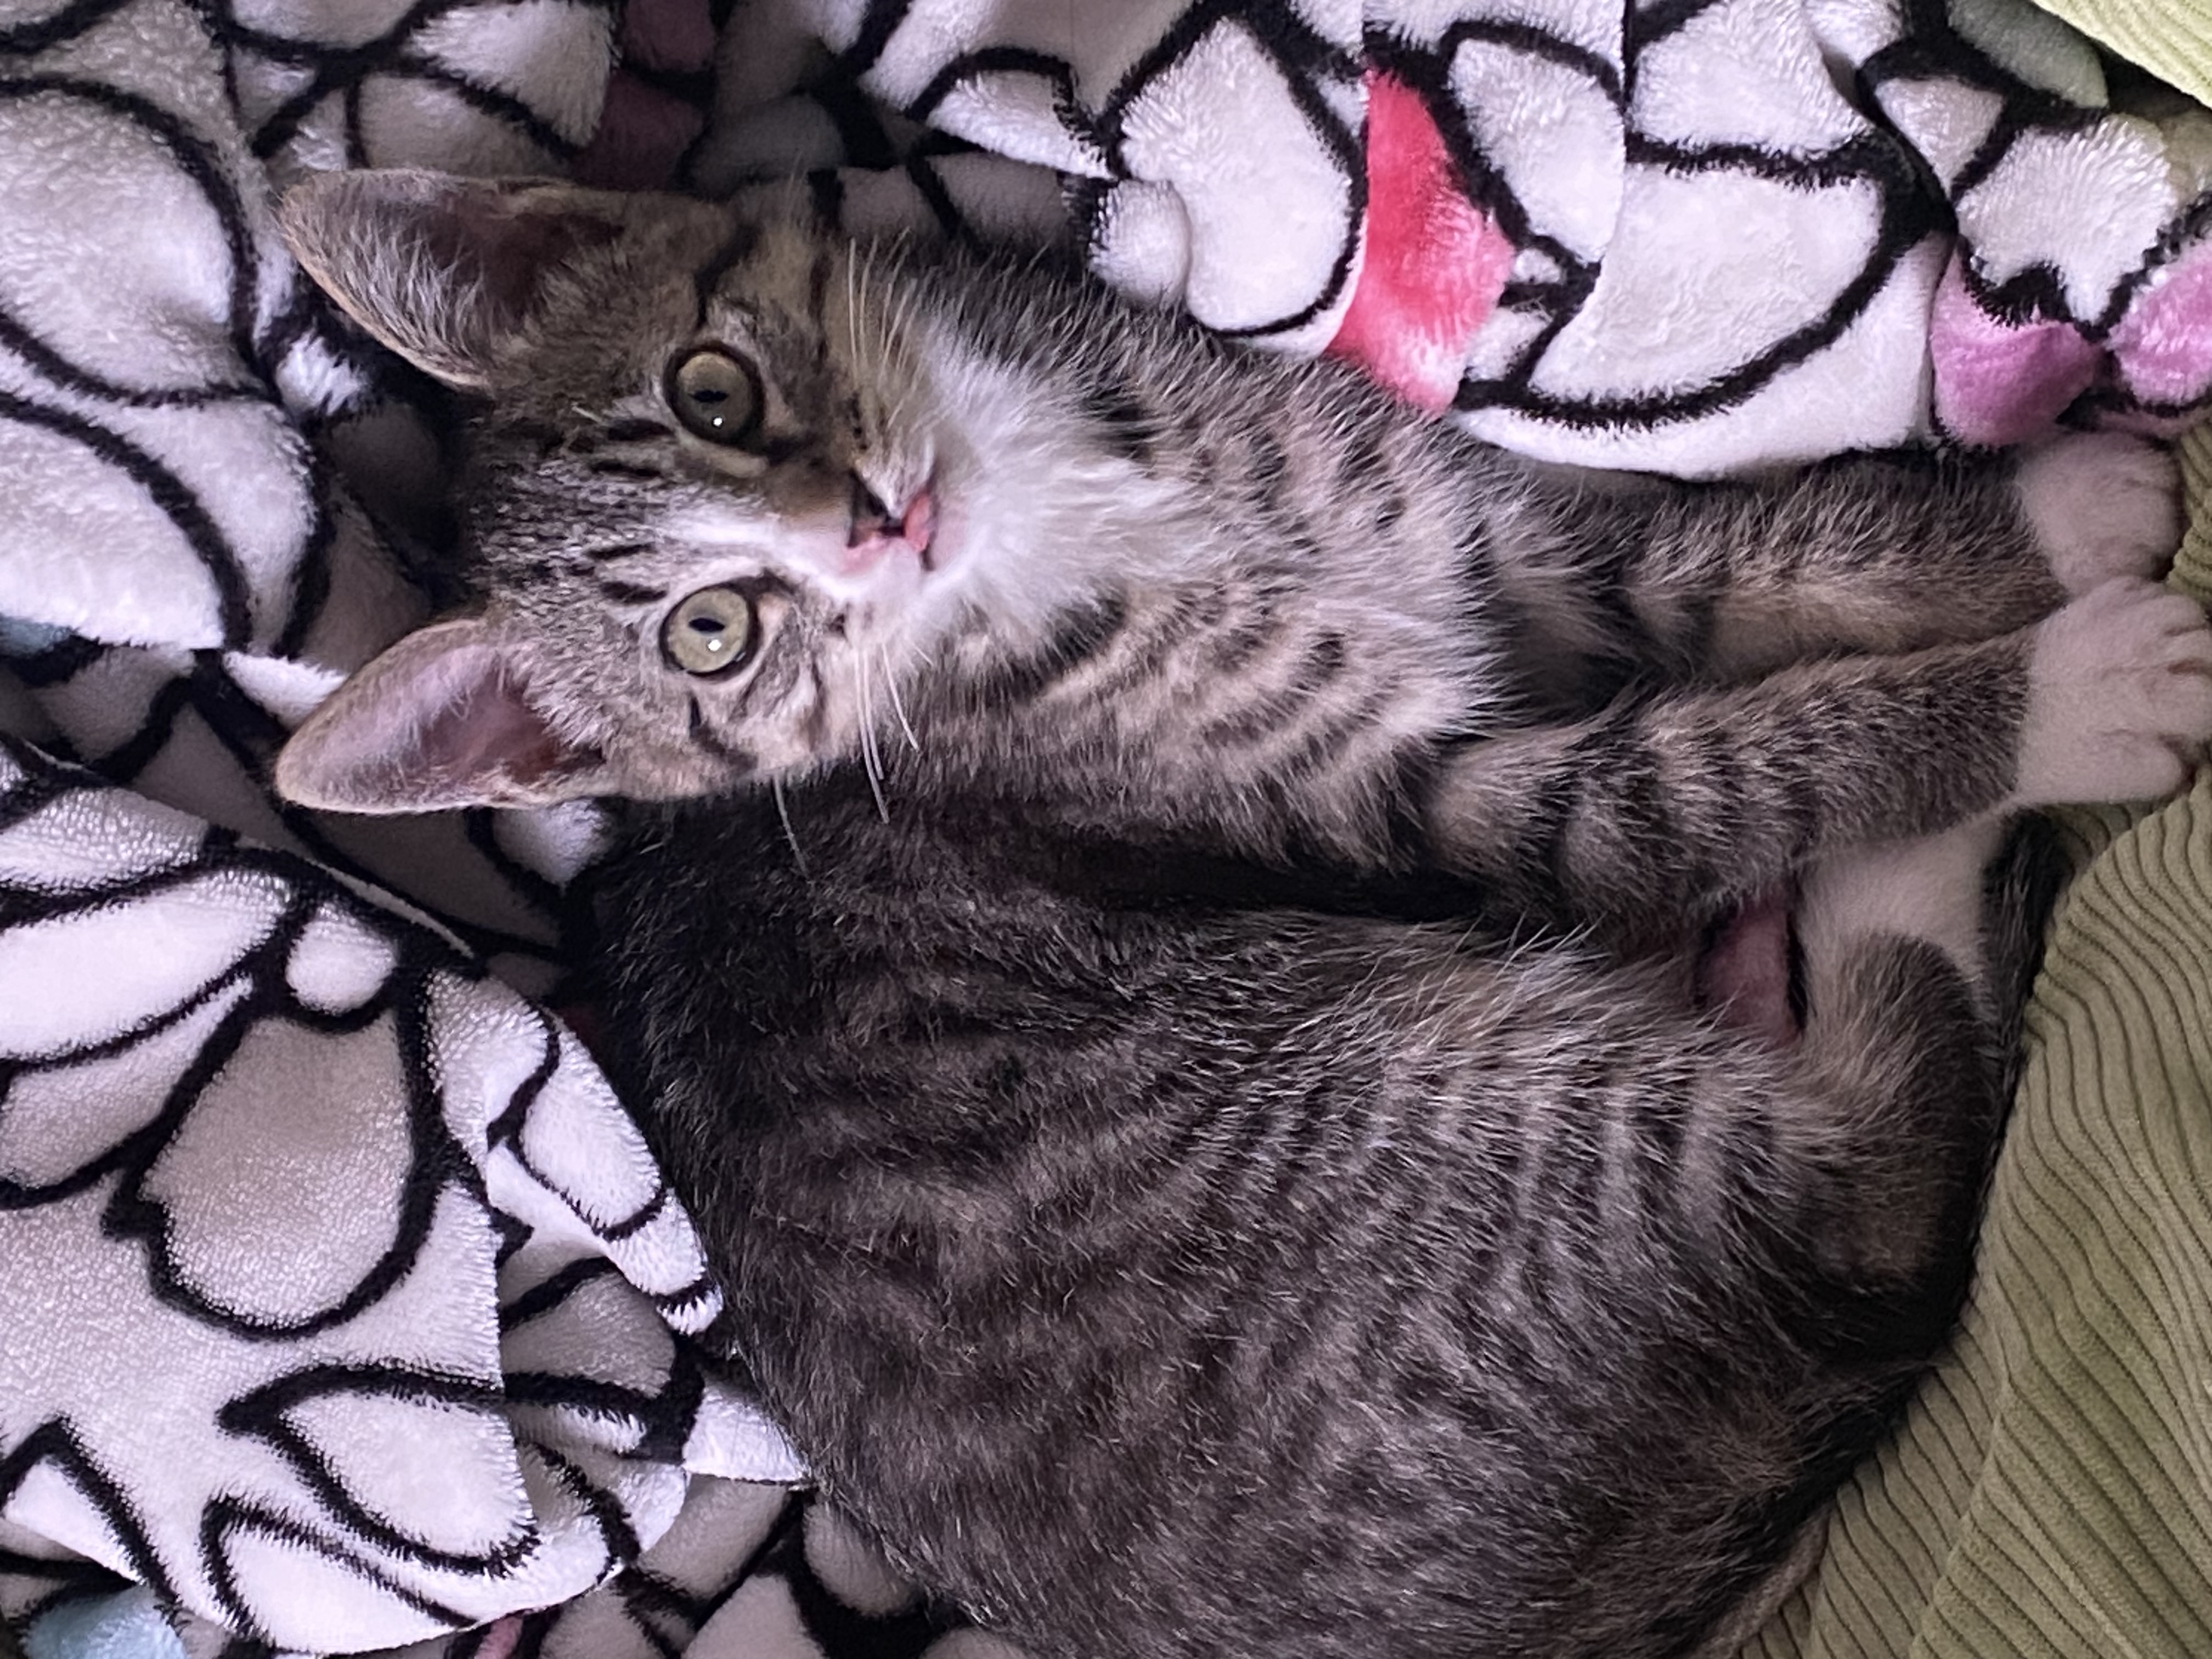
[2016,432,2182,597]
[2017,577,2212,804]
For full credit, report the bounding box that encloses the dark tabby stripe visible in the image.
[1279,684,1395,778]
[501,417,566,456]
[981,591,1132,703]
[686,698,754,772]
[808,238,834,324]
[591,419,675,446]
[1300,631,1348,692]
[693,223,761,321]
[1198,686,1315,749]
[596,578,668,605]
[1079,379,1158,467]
[1205,594,1280,674]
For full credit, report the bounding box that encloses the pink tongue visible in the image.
[1697,890,1798,1047]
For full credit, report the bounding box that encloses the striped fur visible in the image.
[274,176,2212,1659]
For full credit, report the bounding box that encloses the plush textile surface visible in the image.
[0,0,815,1652]
[2032,0,2212,108]
[5,0,2212,1655]
[659,0,2212,472]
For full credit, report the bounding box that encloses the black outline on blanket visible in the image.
[0,649,572,973]
[0,0,133,56]
[0,748,687,1319]
[1363,27,1601,405]
[0,1423,174,1601]
[542,1491,811,1657]
[0,392,257,647]
[0,0,128,53]
[217,1365,541,1576]
[1092,3,1364,340]
[0,858,468,1342]
[541,1491,950,1659]
[1381,14,1946,431]
[1861,0,2103,205]
[479,1008,700,1276]
[780,1497,949,1656]
[1426,17,1622,107]
[195,0,602,169]
[527,1442,639,1565]
[200,1494,476,1639]
[838,0,914,80]
[0,76,267,389]
[0,739,731,1643]
[906,45,1109,175]
[2073,186,2212,421]
[826,3,1368,341]
[1626,0,1729,56]
[1855,0,2212,428]
[0,309,271,412]
[0,76,368,669]
[499,1256,619,1331]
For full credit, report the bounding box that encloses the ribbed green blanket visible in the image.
[1742,423,2212,1658]
[2032,0,2212,106]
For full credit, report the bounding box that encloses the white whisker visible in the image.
[857,247,877,382]
[880,645,921,752]
[891,281,922,357]
[887,298,923,419]
[771,775,809,876]
[855,652,890,822]
[844,246,860,369]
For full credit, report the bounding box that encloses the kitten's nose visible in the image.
[848,473,895,546]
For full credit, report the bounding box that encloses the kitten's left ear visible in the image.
[279,169,630,388]
[274,617,613,814]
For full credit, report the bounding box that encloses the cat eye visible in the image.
[662,585,759,675]
[665,347,764,447]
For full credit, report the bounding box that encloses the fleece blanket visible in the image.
[5,1,2212,1656]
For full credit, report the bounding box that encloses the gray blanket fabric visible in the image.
[6,0,2212,1655]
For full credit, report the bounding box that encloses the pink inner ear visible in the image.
[419,652,589,787]
[425,193,625,338]
[281,625,605,812]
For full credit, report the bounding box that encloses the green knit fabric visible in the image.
[1743,424,2212,1658]
[2029,0,2212,106]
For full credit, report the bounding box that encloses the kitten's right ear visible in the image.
[279,169,628,388]
[274,617,610,814]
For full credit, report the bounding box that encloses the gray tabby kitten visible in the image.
[276,171,2212,1659]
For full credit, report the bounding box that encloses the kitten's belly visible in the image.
[1696,890,1799,1047]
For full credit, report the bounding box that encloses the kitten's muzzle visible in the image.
[844,473,938,573]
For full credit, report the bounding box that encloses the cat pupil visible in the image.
[665,347,760,445]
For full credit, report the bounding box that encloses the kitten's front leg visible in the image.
[1529,433,2179,684]
[1423,579,2212,935]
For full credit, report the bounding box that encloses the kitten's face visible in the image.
[464,210,971,798]
[272,172,1042,814]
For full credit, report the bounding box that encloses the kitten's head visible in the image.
[274,170,1040,814]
